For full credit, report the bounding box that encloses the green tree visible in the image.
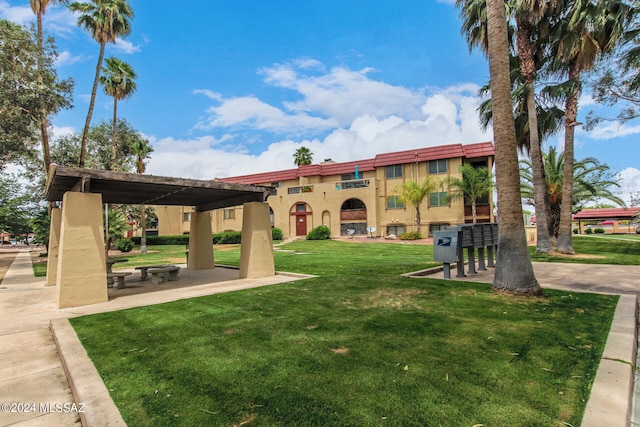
[129,137,153,253]
[293,146,313,166]
[484,0,541,294]
[103,205,130,257]
[520,147,625,237]
[550,0,632,254]
[0,20,73,170]
[99,57,137,170]
[30,0,67,175]
[394,178,439,235]
[446,163,494,224]
[0,173,33,235]
[68,0,134,168]
[30,207,51,249]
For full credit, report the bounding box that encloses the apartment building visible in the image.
[155,142,495,238]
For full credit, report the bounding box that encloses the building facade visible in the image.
[156,142,495,238]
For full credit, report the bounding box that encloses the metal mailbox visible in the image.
[472,224,484,249]
[433,230,459,263]
[482,223,494,246]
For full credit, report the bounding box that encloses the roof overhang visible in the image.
[44,165,274,212]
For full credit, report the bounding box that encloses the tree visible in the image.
[103,206,130,257]
[394,178,439,235]
[520,147,625,236]
[99,57,137,170]
[30,0,67,175]
[0,173,33,235]
[550,0,632,254]
[30,207,51,249]
[485,0,541,294]
[446,163,494,224]
[0,20,72,170]
[68,0,134,168]
[129,137,153,253]
[293,146,313,166]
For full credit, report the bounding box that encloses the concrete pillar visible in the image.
[45,208,61,286]
[56,192,108,308]
[240,202,275,279]
[187,211,214,270]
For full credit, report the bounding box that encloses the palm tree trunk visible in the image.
[556,70,580,254]
[415,207,421,235]
[79,42,106,168]
[486,0,541,295]
[111,97,117,170]
[140,205,147,254]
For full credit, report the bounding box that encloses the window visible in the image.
[386,195,404,209]
[429,223,450,235]
[271,181,284,188]
[341,173,356,181]
[428,159,448,174]
[429,191,448,207]
[385,164,403,179]
[183,213,191,222]
[224,208,235,220]
[296,203,307,212]
[387,224,406,236]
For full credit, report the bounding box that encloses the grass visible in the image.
[69,240,618,426]
[530,235,640,265]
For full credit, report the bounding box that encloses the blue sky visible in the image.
[2,0,639,203]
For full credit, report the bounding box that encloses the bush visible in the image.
[573,228,578,234]
[585,228,593,234]
[272,227,283,241]
[399,231,422,240]
[115,238,134,252]
[306,225,331,240]
[213,231,242,244]
[131,235,190,246]
[594,227,605,234]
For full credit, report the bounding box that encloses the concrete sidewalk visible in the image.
[1,250,638,426]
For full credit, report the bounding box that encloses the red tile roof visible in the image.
[573,208,640,220]
[218,141,495,185]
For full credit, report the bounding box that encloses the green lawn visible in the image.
[70,240,618,426]
[530,234,640,264]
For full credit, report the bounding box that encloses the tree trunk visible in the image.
[36,11,51,176]
[415,206,421,235]
[556,69,580,254]
[486,0,541,295]
[140,205,147,254]
[79,42,106,168]
[111,97,118,170]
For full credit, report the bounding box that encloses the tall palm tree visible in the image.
[520,147,625,236]
[394,178,439,235]
[551,0,631,254]
[99,57,137,170]
[68,0,134,168]
[293,146,313,166]
[485,0,541,294]
[458,0,557,253]
[130,138,152,253]
[446,164,494,224]
[30,0,66,175]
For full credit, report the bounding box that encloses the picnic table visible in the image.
[135,264,176,281]
[106,258,130,289]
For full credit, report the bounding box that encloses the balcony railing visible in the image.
[336,179,370,190]
[288,185,314,195]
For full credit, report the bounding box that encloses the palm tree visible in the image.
[394,178,439,235]
[551,0,632,254]
[293,146,313,166]
[520,147,625,237]
[485,0,541,294]
[446,163,494,224]
[68,0,134,168]
[30,0,67,175]
[99,57,137,170]
[130,138,152,253]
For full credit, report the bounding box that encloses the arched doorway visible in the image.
[340,198,367,235]
[290,202,312,236]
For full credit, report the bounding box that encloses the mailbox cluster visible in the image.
[433,223,498,279]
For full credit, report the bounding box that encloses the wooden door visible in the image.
[296,215,307,236]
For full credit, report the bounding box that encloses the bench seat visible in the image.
[107,272,132,289]
[147,266,180,285]
[135,264,176,281]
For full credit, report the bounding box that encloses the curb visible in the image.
[50,318,126,427]
[582,294,638,427]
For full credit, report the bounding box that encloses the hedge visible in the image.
[131,228,283,245]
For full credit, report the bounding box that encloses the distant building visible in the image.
[155,142,495,238]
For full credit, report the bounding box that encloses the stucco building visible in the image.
[155,142,495,238]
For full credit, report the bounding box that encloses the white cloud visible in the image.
[55,50,84,67]
[615,167,640,205]
[0,1,33,25]
[588,121,640,140]
[113,37,141,54]
[193,89,223,101]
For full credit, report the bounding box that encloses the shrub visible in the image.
[594,227,605,234]
[573,228,578,234]
[131,235,190,246]
[115,238,134,252]
[399,231,422,240]
[585,228,593,234]
[272,227,283,241]
[306,225,331,240]
[213,231,242,244]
